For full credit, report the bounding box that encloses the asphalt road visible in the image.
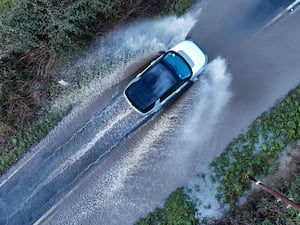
[0,0,299,224]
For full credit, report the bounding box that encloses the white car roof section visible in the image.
[170,40,207,76]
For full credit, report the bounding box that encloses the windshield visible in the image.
[162,51,192,80]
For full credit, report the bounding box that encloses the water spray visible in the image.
[247,175,300,211]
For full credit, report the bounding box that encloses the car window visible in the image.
[162,52,192,80]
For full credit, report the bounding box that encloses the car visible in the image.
[124,39,208,115]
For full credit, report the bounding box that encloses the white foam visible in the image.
[35,10,204,225]
[181,57,232,220]
[50,10,200,114]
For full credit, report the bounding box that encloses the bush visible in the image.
[0,0,198,178]
[168,0,197,15]
[210,85,300,206]
[0,0,195,132]
[134,83,300,224]
[0,0,14,15]
[135,188,199,225]
[212,159,300,225]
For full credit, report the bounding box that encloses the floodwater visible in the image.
[0,0,299,224]
[189,0,300,149]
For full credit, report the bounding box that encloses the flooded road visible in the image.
[190,0,300,149]
[31,57,232,225]
[1,0,300,224]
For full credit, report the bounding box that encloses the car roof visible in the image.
[125,61,180,113]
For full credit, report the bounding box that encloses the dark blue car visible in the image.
[124,40,207,115]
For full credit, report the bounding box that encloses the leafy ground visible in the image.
[0,0,198,175]
[135,84,300,224]
[211,147,300,225]
[136,188,199,225]
[0,0,14,14]
[210,85,300,207]
[1,1,299,224]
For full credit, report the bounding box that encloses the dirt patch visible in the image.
[276,143,300,179]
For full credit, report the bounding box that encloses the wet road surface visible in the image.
[0,0,299,224]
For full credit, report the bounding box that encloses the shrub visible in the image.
[135,188,199,225]
[0,0,14,15]
[0,0,199,179]
[210,85,300,206]
[212,162,300,225]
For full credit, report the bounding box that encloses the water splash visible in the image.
[54,57,233,225]
[184,57,231,144]
[50,9,201,114]
[171,57,233,220]
[164,57,232,173]
[31,11,202,225]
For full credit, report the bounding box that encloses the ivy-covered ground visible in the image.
[1,1,299,223]
[211,85,300,207]
[211,146,300,225]
[135,84,300,224]
[136,188,199,225]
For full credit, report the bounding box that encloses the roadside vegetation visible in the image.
[210,85,300,207]
[211,150,300,225]
[1,0,299,224]
[0,0,14,15]
[0,0,198,174]
[135,84,300,224]
[135,188,199,225]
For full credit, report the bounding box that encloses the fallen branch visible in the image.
[247,175,300,211]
